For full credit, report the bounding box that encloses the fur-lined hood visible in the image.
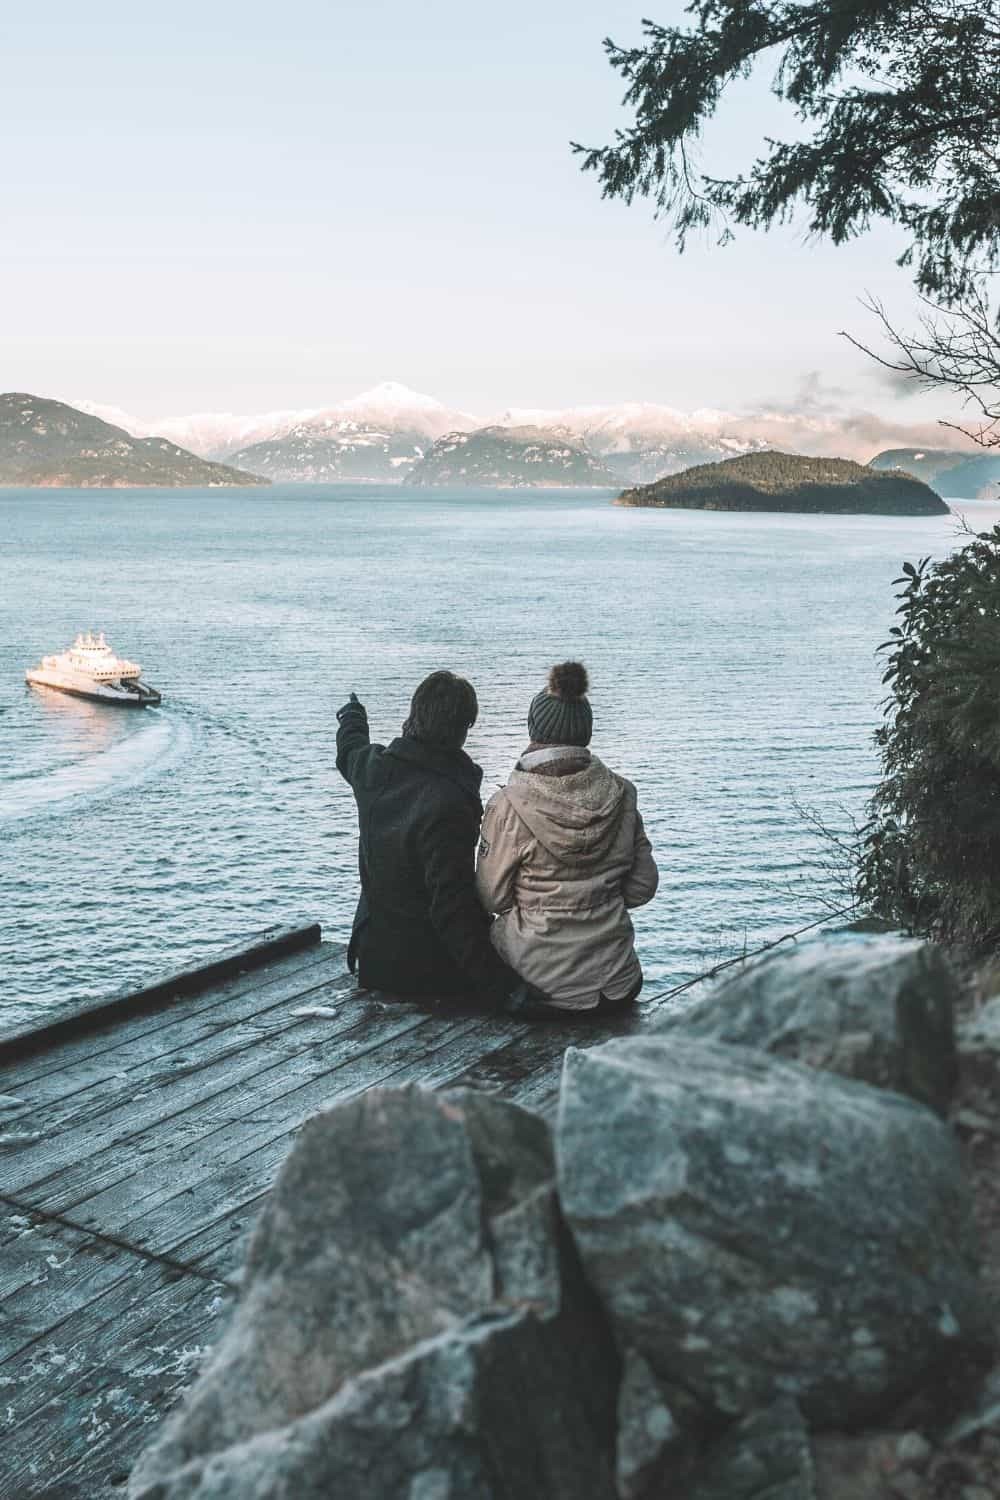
[503,754,627,867]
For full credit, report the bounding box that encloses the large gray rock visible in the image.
[658,933,958,1114]
[129,1312,614,1500]
[557,1038,989,1430]
[131,1087,617,1500]
[614,1352,695,1499]
[959,996,1000,1057]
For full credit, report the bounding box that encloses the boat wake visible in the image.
[0,713,192,824]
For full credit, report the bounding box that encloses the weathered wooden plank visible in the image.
[0,1255,233,1500]
[0,1010,451,1343]
[1,938,342,1097]
[5,1001,432,1211]
[0,1215,240,1424]
[0,923,324,1067]
[1,1220,238,1436]
[0,1000,422,1313]
[7,963,363,1167]
[0,1010,531,1364]
[64,1008,518,1236]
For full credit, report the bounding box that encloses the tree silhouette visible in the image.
[576,1,1000,304]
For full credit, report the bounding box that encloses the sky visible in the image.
[0,1,955,423]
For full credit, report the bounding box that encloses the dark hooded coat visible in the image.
[336,697,515,1004]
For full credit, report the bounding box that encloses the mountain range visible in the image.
[6,380,989,492]
[74,380,988,489]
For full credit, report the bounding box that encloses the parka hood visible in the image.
[503,754,627,866]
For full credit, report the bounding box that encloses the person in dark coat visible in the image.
[336,671,552,1012]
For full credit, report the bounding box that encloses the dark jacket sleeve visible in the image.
[421,808,517,1008]
[335,698,372,787]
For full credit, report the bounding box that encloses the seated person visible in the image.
[336,671,551,1013]
[476,662,658,1014]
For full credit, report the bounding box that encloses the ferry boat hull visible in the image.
[25,634,161,708]
[25,669,161,706]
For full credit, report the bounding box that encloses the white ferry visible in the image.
[25,632,162,707]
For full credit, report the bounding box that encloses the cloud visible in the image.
[723,406,976,462]
[870,365,924,400]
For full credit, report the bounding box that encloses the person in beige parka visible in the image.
[476,662,658,1014]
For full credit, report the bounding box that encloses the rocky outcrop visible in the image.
[657,933,958,1114]
[129,1086,617,1500]
[128,936,995,1500]
[556,1037,989,1431]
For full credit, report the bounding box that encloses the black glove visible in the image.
[502,980,563,1021]
[336,692,365,723]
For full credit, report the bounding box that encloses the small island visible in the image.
[618,451,950,515]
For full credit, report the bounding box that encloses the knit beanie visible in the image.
[527,662,593,747]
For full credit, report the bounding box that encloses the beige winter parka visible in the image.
[476,746,659,1010]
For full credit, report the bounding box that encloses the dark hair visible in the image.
[403,671,478,750]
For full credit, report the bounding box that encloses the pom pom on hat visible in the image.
[548,661,589,700]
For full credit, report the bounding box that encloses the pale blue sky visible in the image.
[1,1,939,419]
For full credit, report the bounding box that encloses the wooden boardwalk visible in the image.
[0,927,657,1499]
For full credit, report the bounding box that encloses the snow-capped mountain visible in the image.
[76,383,476,468]
[71,383,981,486]
[226,421,427,484]
[334,382,476,444]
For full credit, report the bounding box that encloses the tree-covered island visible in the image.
[617,451,950,515]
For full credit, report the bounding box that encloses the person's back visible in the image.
[476,662,658,1012]
[336,671,545,1011]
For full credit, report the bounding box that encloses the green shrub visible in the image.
[860,524,1000,943]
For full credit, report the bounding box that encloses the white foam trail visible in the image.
[0,714,192,823]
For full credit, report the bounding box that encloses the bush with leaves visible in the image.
[860,524,1000,942]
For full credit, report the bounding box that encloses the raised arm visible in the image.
[623,809,659,910]
[335,693,372,787]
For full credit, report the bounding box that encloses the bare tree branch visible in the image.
[840,284,1000,448]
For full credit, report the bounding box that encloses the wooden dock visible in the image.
[0,926,660,1499]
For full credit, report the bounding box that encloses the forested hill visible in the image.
[0,394,267,487]
[618,451,949,515]
[410,425,616,487]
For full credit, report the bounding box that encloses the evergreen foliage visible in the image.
[618,449,947,512]
[860,525,1000,942]
[576,0,1000,302]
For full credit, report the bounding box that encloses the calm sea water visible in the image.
[2,484,995,1036]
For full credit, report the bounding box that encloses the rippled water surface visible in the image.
[2,484,995,1035]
